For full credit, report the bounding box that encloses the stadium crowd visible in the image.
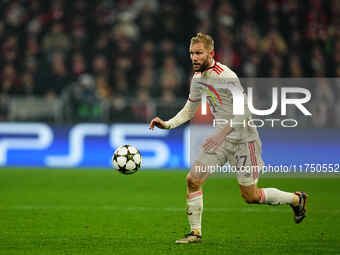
[0,0,339,126]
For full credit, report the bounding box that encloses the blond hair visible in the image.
[190,32,214,51]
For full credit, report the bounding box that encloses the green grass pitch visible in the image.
[0,168,339,255]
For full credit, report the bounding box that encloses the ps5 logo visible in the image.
[0,123,53,165]
[0,123,170,168]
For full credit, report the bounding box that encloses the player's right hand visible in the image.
[149,117,169,130]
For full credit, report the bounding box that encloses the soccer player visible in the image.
[149,33,308,244]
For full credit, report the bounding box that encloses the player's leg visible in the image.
[176,147,226,244]
[235,140,308,223]
[186,160,211,233]
[239,183,299,205]
[176,160,210,244]
[239,183,308,223]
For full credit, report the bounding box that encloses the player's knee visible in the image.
[241,191,261,204]
[186,175,201,191]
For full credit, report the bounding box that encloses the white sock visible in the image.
[187,191,203,234]
[259,188,295,205]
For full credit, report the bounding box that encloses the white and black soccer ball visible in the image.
[112,145,142,174]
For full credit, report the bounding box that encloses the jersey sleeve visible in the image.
[188,75,202,102]
[165,99,200,129]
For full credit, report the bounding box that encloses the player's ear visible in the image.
[210,50,215,58]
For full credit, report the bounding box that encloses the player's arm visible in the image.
[202,121,232,152]
[204,103,247,151]
[149,99,200,130]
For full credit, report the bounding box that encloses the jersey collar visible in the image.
[204,59,216,72]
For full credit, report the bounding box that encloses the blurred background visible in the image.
[0,0,339,168]
[0,0,340,126]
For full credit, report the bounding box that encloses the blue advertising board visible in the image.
[0,123,339,170]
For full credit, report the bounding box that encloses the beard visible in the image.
[192,57,210,72]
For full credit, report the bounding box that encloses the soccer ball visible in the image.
[112,145,142,174]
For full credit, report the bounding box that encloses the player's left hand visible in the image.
[202,133,225,153]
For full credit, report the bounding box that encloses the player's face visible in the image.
[190,42,212,72]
